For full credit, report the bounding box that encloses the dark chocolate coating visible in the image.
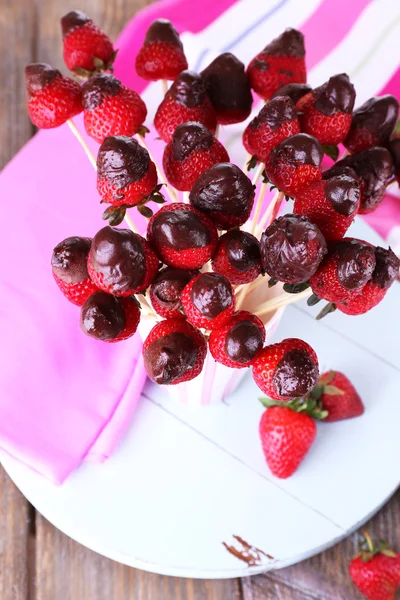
[144,332,198,384]
[336,240,376,289]
[249,95,297,131]
[151,267,198,311]
[272,133,323,167]
[82,73,121,110]
[25,63,60,95]
[167,70,207,107]
[323,174,360,216]
[189,162,254,217]
[372,247,400,289]
[389,138,400,178]
[313,73,355,116]
[271,83,312,104]
[262,28,305,58]
[61,10,90,38]
[171,122,213,161]
[260,214,327,283]
[89,226,145,293]
[144,19,183,49]
[149,209,211,250]
[191,273,232,318]
[349,95,399,139]
[52,236,92,284]
[223,230,261,272]
[273,349,318,398]
[80,291,125,341]
[225,320,263,363]
[97,136,149,188]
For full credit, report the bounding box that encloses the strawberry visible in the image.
[296,73,355,145]
[80,292,140,342]
[209,310,265,368]
[200,52,253,125]
[25,63,82,129]
[260,214,327,284]
[142,317,207,384]
[154,70,217,142]
[350,532,400,600]
[252,338,319,400]
[88,226,159,296]
[344,95,399,153]
[264,133,323,197]
[247,28,306,101]
[135,19,188,81]
[309,370,364,422]
[61,10,115,75]
[271,82,311,104]
[149,267,199,319]
[162,122,229,191]
[81,73,147,144]
[52,236,98,306]
[212,230,262,285]
[147,203,218,269]
[181,272,235,331]
[189,162,255,229]
[389,137,400,185]
[293,173,360,241]
[243,95,300,163]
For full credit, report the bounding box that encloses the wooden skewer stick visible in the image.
[256,190,284,236]
[254,288,311,317]
[162,79,169,97]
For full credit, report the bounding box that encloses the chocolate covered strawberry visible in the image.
[201,52,253,125]
[82,73,147,143]
[88,226,159,296]
[253,338,319,400]
[135,19,188,81]
[344,95,399,153]
[189,162,255,229]
[309,370,364,422]
[147,203,218,269]
[52,236,98,306]
[143,317,207,384]
[271,82,311,104]
[264,133,323,196]
[212,230,262,285]
[247,28,306,101]
[61,10,115,75]
[80,292,140,342]
[154,70,217,142]
[296,73,355,145]
[389,137,400,185]
[149,267,199,319]
[181,272,235,331]
[260,214,327,284]
[162,122,229,191]
[294,173,360,241]
[25,63,82,129]
[243,95,300,163]
[209,311,265,368]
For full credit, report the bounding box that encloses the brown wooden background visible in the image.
[0,0,399,598]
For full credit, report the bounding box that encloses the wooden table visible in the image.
[0,0,399,597]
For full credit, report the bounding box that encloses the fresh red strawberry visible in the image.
[147,203,218,269]
[181,272,235,331]
[260,214,327,284]
[389,137,400,185]
[142,317,207,384]
[88,226,159,296]
[149,267,199,318]
[252,338,319,400]
[212,230,262,285]
[200,52,253,125]
[264,133,323,197]
[52,236,98,306]
[209,310,265,368]
[82,73,147,143]
[61,10,115,75]
[189,162,255,229]
[350,532,400,600]
[135,19,188,81]
[344,95,399,153]
[247,28,306,101]
[296,73,355,145]
[154,70,217,142]
[337,247,399,315]
[80,292,140,342]
[243,95,300,163]
[271,82,312,104]
[25,63,82,129]
[163,122,229,191]
[309,370,364,422]
[323,147,393,214]
[293,173,360,241]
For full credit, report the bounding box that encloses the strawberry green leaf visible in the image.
[322,144,339,161]
[323,385,345,396]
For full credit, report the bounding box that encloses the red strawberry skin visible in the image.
[53,273,98,307]
[136,42,188,81]
[212,230,262,285]
[337,283,387,315]
[181,272,235,331]
[52,236,98,306]
[98,160,157,207]
[317,371,364,422]
[259,406,316,478]
[350,554,399,600]
[106,297,141,343]
[209,311,265,368]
